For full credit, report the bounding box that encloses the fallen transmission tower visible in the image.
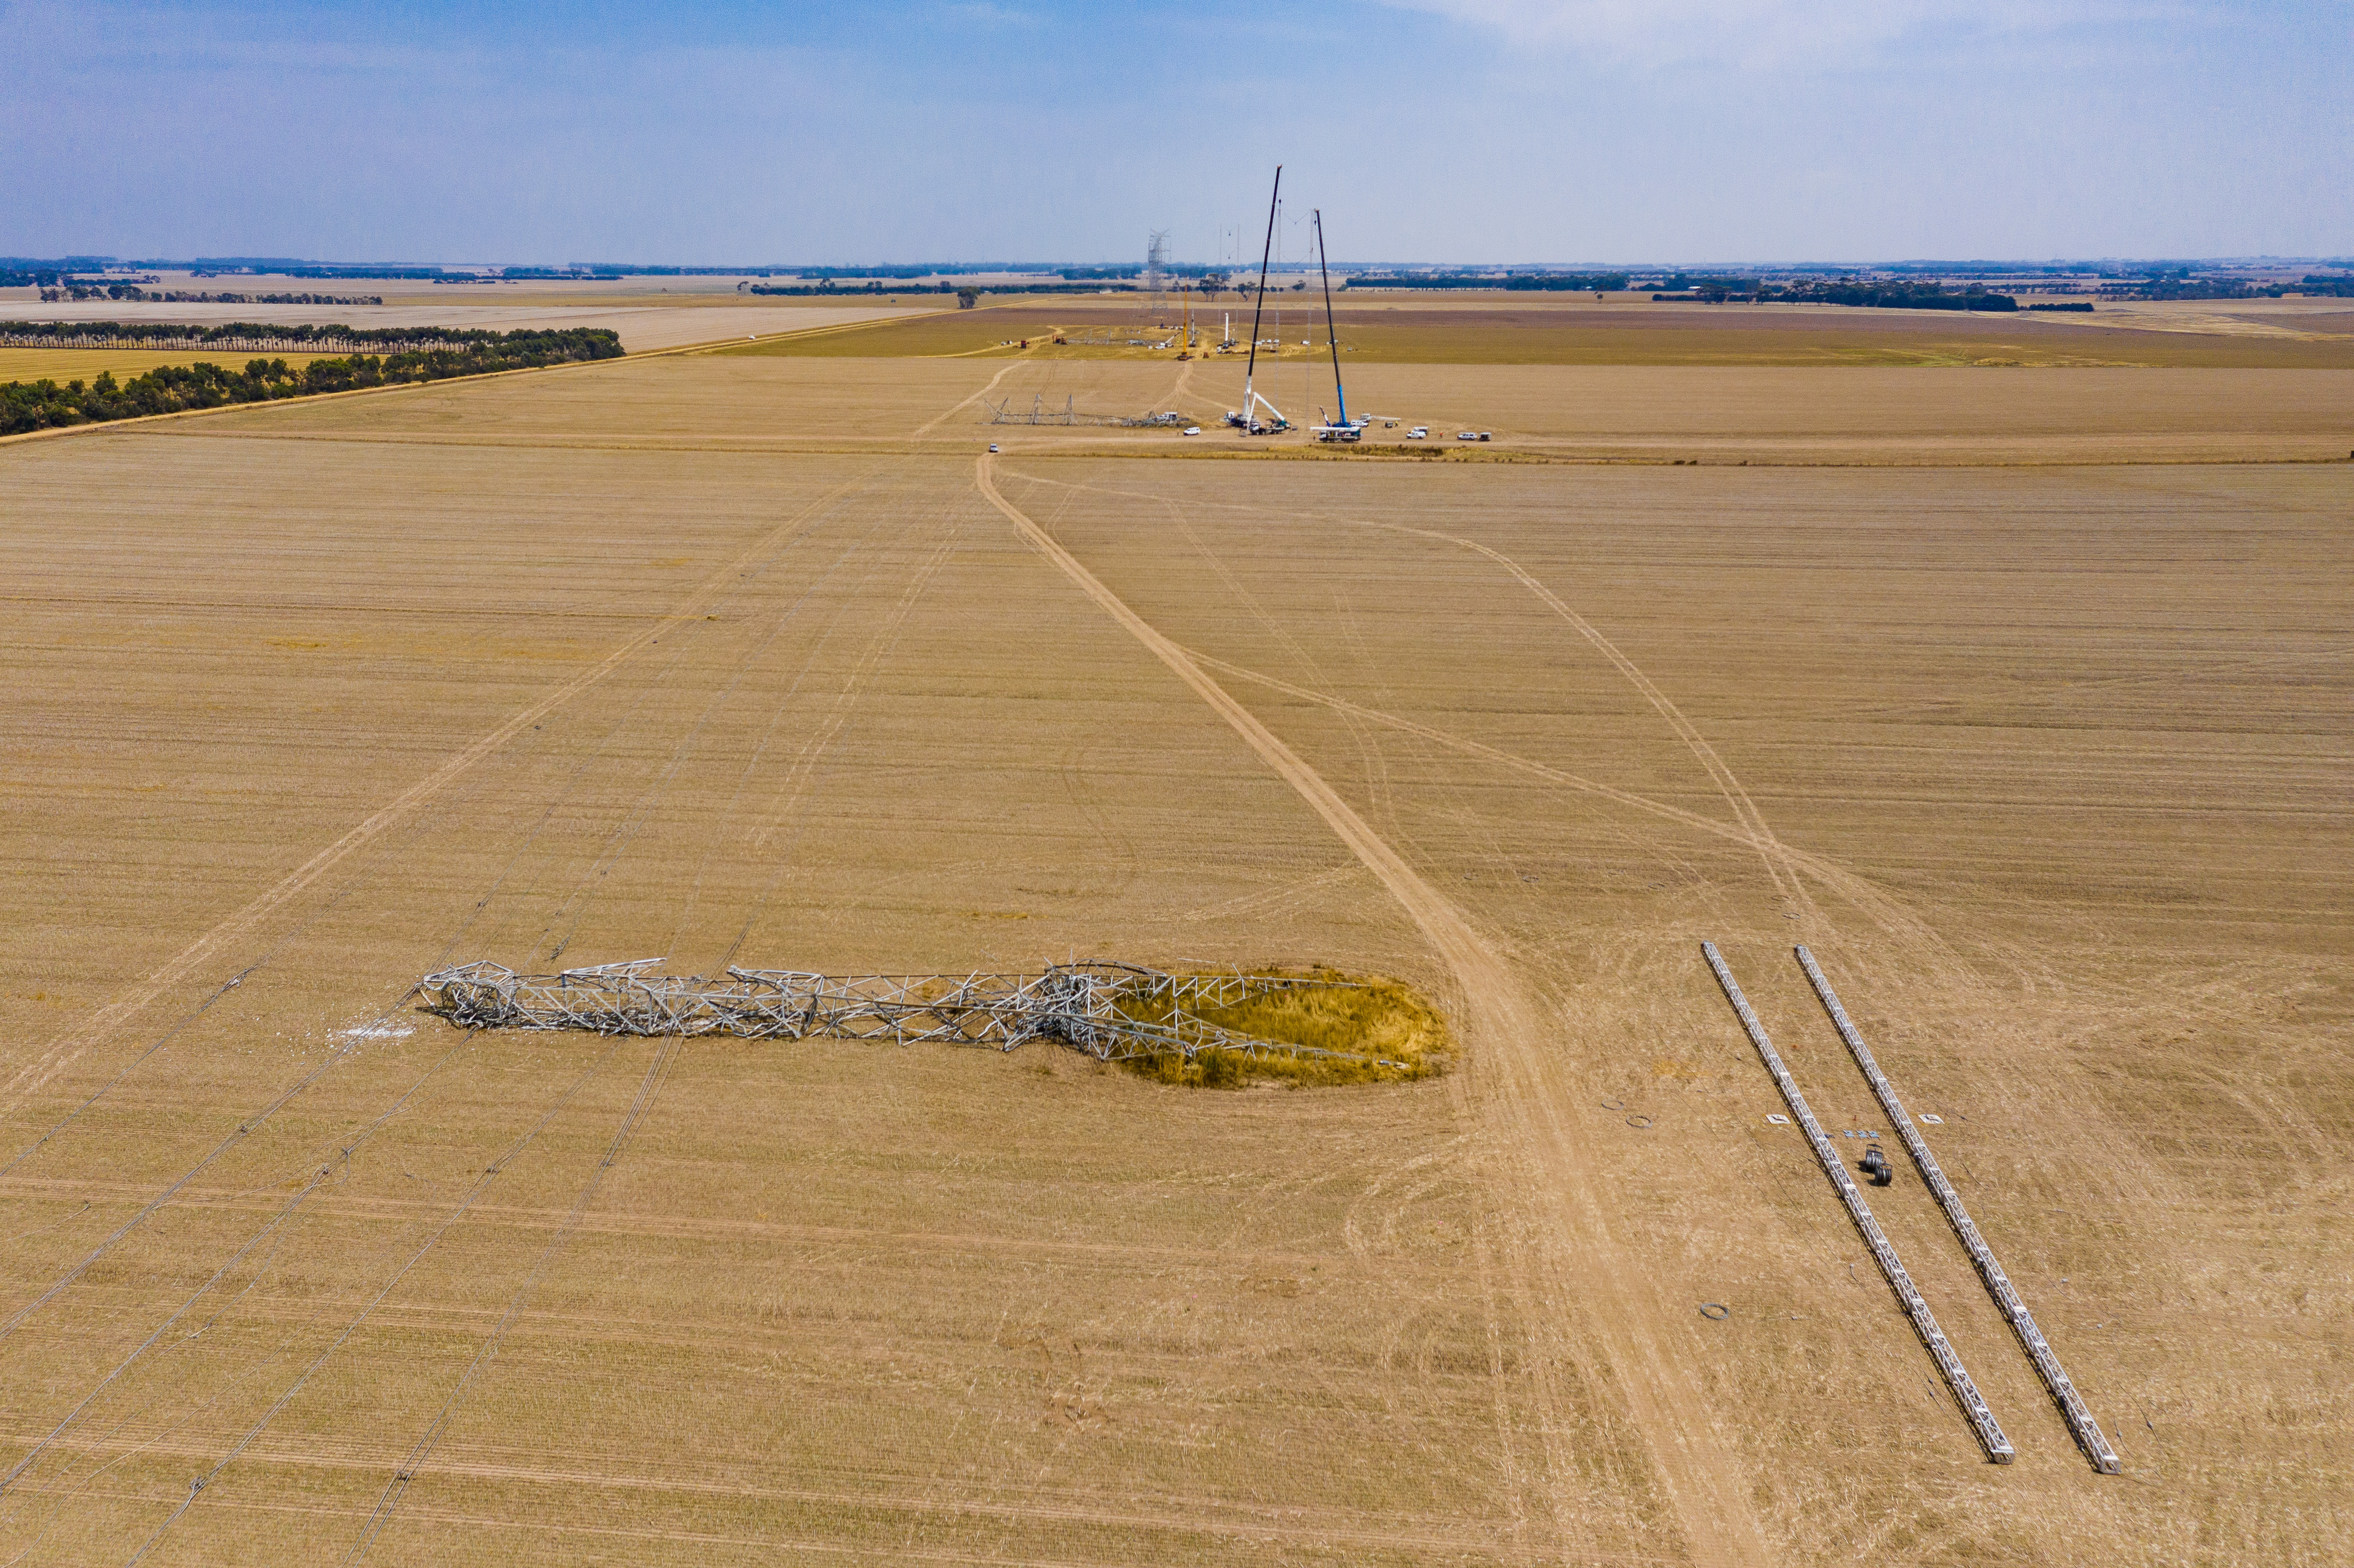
[411,960,1412,1071]
[983,395,1186,428]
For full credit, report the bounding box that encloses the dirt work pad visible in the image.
[0,348,2348,1565]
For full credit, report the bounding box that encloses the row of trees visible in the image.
[1743,281,2019,311]
[1350,272,1631,291]
[1,329,623,436]
[2104,274,2354,300]
[0,320,606,350]
[37,286,385,305]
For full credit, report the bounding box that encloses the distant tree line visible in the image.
[0,320,598,350]
[749,280,933,296]
[2101,274,2354,300]
[39,285,385,304]
[1,328,623,436]
[747,279,1148,297]
[1765,281,2019,311]
[1346,273,1631,291]
[1637,279,2021,310]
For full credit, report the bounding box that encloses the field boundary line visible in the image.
[0,473,868,1114]
[1703,941,2014,1463]
[975,454,1773,1568]
[1795,944,2122,1472]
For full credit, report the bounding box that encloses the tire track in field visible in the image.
[342,1031,684,1565]
[913,360,1026,437]
[996,468,1812,918]
[0,473,878,1344]
[660,476,929,957]
[41,1457,1679,1565]
[87,483,929,1500]
[116,1037,628,1567]
[1143,487,1575,1553]
[975,455,1769,1568]
[0,473,875,1118]
[721,494,974,966]
[530,476,910,964]
[0,477,889,1512]
[1183,647,1946,954]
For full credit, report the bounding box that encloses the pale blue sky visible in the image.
[3,0,2347,264]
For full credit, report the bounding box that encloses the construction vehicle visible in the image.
[1308,208,1368,444]
[1228,166,1290,435]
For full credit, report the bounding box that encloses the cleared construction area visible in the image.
[0,334,2347,1565]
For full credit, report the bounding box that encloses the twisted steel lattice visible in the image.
[412,961,1410,1070]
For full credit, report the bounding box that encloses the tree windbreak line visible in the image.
[0,327,623,436]
[1639,280,2021,310]
[1346,273,1632,291]
[2104,274,2354,300]
[0,320,614,352]
[747,280,1152,297]
[1765,281,2019,311]
[39,285,384,305]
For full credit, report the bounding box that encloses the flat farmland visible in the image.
[0,347,2347,1566]
[0,294,930,353]
[732,296,2354,367]
[0,348,350,383]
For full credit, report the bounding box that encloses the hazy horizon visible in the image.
[5,1,2348,264]
[12,254,2351,272]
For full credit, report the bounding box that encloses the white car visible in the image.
[1406,426,1428,439]
[1456,430,1478,441]
[987,443,999,453]
[1182,426,1201,436]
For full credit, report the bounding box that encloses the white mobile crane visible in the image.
[1225,167,1291,435]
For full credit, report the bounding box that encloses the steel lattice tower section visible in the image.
[1146,230,1170,320]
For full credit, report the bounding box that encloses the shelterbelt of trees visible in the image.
[0,320,588,350]
[1769,281,2019,310]
[747,279,1149,297]
[0,327,623,436]
[1347,273,1632,291]
[39,285,385,304]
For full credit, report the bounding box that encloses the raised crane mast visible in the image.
[1230,166,1288,434]
[1311,208,1360,442]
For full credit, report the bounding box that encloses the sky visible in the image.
[3,0,2349,265]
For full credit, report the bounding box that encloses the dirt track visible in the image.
[0,348,2346,1565]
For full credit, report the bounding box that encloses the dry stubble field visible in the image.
[0,338,2348,1567]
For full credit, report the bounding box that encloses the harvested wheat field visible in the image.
[737,295,2354,368]
[0,339,2348,1567]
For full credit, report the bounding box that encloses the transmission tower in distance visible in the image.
[1146,230,1170,320]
